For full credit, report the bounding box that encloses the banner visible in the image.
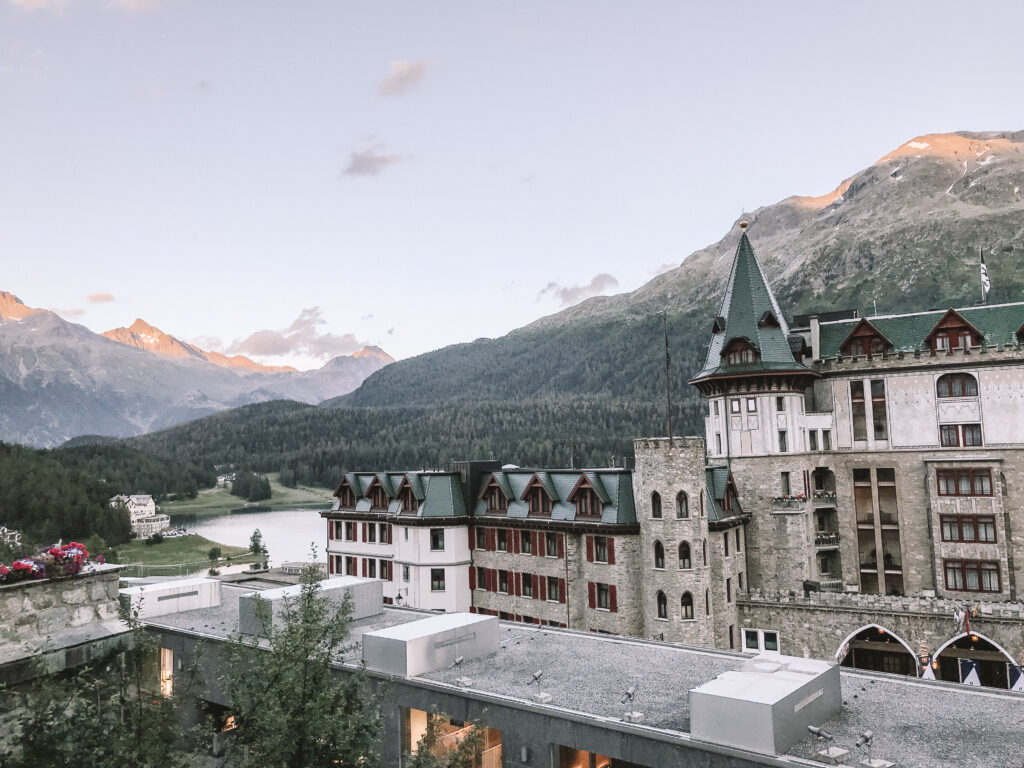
[959,659,981,686]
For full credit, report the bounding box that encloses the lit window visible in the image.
[159,648,173,698]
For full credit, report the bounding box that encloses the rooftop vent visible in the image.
[238,576,381,636]
[362,613,498,677]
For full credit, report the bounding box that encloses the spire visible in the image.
[690,225,808,385]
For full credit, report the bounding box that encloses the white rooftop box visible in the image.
[689,654,841,756]
[238,576,381,636]
[119,577,221,618]
[362,613,498,677]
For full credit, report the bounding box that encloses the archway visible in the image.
[932,632,1017,689]
[836,624,917,677]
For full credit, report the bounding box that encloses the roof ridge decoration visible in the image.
[691,230,810,384]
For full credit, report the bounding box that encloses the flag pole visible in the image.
[663,312,673,448]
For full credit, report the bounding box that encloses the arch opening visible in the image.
[836,624,916,677]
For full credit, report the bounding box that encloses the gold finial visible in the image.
[739,220,749,230]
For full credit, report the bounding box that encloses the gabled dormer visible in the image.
[333,476,357,508]
[722,337,758,366]
[521,474,555,517]
[925,309,984,353]
[365,476,391,511]
[395,476,422,514]
[839,318,893,358]
[566,474,605,519]
[479,474,509,514]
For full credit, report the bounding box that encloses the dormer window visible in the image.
[399,486,418,514]
[839,319,892,358]
[335,482,355,508]
[482,478,508,514]
[367,478,390,510]
[926,310,983,353]
[724,339,756,366]
[523,476,553,517]
[935,333,949,352]
[575,489,602,518]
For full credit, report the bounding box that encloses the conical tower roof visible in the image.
[690,229,809,385]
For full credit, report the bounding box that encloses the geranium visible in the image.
[1,542,101,585]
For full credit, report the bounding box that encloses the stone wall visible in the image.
[739,589,1024,664]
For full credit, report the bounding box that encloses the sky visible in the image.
[3,1,1024,369]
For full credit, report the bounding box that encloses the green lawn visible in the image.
[161,473,332,519]
[115,534,253,568]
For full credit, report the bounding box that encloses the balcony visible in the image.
[818,578,844,592]
[812,491,837,508]
[814,531,840,548]
[770,496,808,513]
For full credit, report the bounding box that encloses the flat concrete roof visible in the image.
[146,588,1024,768]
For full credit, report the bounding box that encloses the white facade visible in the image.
[111,494,170,538]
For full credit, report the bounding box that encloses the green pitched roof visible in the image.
[817,302,1024,358]
[692,232,808,382]
[471,469,636,525]
[705,466,743,523]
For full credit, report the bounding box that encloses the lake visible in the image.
[175,509,327,565]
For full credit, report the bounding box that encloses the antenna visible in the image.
[526,669,551,703]
[620,686,636,705]
[451,656,464,668]
[663,312,674,447]
[808,724,847,763]
[527,670,543,686]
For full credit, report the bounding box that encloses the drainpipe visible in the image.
[564,533,572,628]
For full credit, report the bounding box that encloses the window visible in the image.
[497,529,507,552]
[379,523,388,542]
[475,527,486,549]
[715,434,722,454]
[937,373,979,398]
[958,331,972,349]
[678,541,691,569]
[545,532,558,557]
[518,530,531,554]
[676,492,689,519]
[780,472,791,496]
[778,431,788,452]
[743,629,780,654]
[702,539,708,567]
[870,338,886,355]
[345,556,356,576]
[402,564,410,582]
[809,430,818,451]
[337,486,355,507]
[547,576,560,602]
[596,583,610,610]
[941,424,983,447]
[399,486,418,514]
[654,541,665,569]
[705,588,710,615]
[527,485,552,516]
[594,535,608,563]
[522,574,533,597]
[729,626,735,649]
[430,568,445,591]
[944,560,1000,592]
[738,571,744,589]
[871,380,888,440]
[380,558,390,580]
[404,527,409,541]
[713,401,720,416]
[822,430,832,450]
[746,397,757,413]
[726,345,755,365]
[730,399,741,414]
[369,484,389,510]
[724,532,729,557]
[681,592,694,619]
[575,488,602,518]
[656,591,667,619]
[937,469,993,496]
[429,528,444,551]
[735,528,742,552]
[940,515,996,543]
[776,396,785,411]
[367,559,377,578]
[475,566,486,589]
[345,522,355,541]
[498,570,509,594]
[159,648,173,697]
[484,483,507,513]
[726,578,732,603]
[367,524,377,544]
[851,381,867,441]
[935,332,949,351]
[651,492,662,518]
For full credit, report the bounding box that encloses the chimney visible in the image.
[809,316,821,361]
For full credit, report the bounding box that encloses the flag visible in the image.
[963,608,971,637]
[918,654,936,679]
[1010,664,1024,692]
[980,252,991,302]
[959,659,981,686]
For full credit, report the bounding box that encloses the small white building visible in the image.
[110,494,171,538]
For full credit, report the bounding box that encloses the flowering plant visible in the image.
[0,541,101,585]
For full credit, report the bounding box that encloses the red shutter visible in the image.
[361,524,367,543]
[486,529,496,551]
[470,606,477,614]
[489,569,497,592]
[532,574,540,600]
[539,576,547,601]
[608,538,616,565]
[329,556,335,575]
[586,536,594,562]
[588,582,596,608]
[387,523,393,544]
[469,525,475,548]
[512,531,520,554]
[558,534,565,558]
[361,558,367,577]
[531,531,538,555]
[558,578,566,604]
[609,585,618,613]
[469,567,476,590]
[538,533,546,558]
[386,561,393,581]
[514,572,522,596]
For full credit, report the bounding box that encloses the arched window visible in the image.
[705,588,711,615]
[656,591,667,619]
[676,492,688,519]
[654,541,665,569]
[937,373,978,398]
[681,592,694,619]
[651,492,662,519]
[702,539,708,567]
[678,542,691,569]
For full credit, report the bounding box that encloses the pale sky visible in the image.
[3,1,1023,368]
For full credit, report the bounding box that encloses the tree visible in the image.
[220,559,384,766]
[249,529,266,557]
[407,709,485,768]
[208,545,222,562]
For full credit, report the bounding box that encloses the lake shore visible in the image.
[160,473,332,520]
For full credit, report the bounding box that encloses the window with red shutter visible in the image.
[607,538,616,564]
[588,582,596,608]
[538,576,547,601]
[514,572,521,596]
[609,585,617,612]
[558,534,565,558]
[538,533,546,557]
[387,523,392,544]
[512,532,520,554]
[586,536,594,562]
[558,578,566,603]
[531,531,539,555]
[329,556,335,575]
[532,574,540,600]
[361,523,367,543]
[468,525,475,547]
[486,528,496,551]
[361,558,367,577]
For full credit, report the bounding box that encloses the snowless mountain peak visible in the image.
[0,292,39,321]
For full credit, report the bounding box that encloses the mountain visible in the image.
[102,318,298,373]
[10,131,1024,466]
[0,299,392,447]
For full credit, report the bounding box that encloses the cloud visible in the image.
[87,292,115,303]
[226,307,367,360]
[538,273,619,307]
[8,0,72,11]
[378,60,428,96]
[651,263,678,276]
[106,0,163,11]
[387,327,395,335]
[342,147,404,177]
[52,307,84,318]
[189,335,224,352]
[194,79,212,92]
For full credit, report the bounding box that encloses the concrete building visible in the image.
[110,493,170,538]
